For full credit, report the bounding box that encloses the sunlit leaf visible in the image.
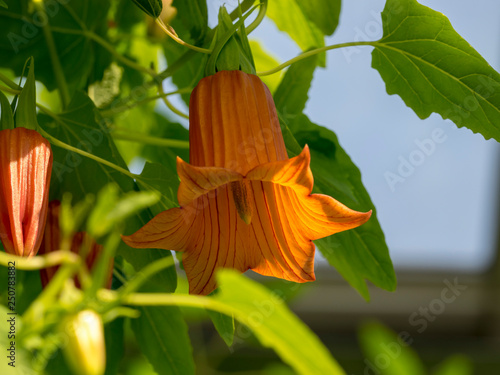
[372,0,500,141]
[266,0,325,66]
[296,0,341,36]
[359,321,425,375]
[214,270,346,375]
[250,40,283,93]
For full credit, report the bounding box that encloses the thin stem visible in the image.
[35,2,70,108]
[36,126,138,181]
[0,85,20,95]
[246,0,268,34]
[100,88,191,117]
[112,131,189,148]
[118,256,176,297]
[155,18,212,54]
[124,293,230,314]
[0,72,21,90]
[158,84,189,119]
[257,41,375,76]
[0,250,79,270]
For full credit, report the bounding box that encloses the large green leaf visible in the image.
[38,92,177,292]
[274,54,395,299]
[0,0,111,93]
[358,321,425,375]
[266,0,326,66]
[295,0,341,36]
[215,270,345,375]
[171,0,208,42]
[131,306,195,375]
[372,0,500,141]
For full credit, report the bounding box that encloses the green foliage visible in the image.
[266,0,326,66]
[172,0,208,42]
[373,0,500,141]
[130,0,163,19]
[15,58,37,130]
[131,306,195,375]
[249,40,283,92]
[0,0,112,94]
[359,321,474,375]
[295,0,341,36]
[0,91,14,130]
[215,270,346,375]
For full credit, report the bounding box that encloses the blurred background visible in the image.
[125,0,500,374]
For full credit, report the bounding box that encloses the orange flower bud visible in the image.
[0,127,52,257]
[39,201,113,289]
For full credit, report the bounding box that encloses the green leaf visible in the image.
[131,306,195,375]
[358,321,425,375]
[289,115,396,300]
[16,57,37,130]
[0,0,111,93]
[372,0,500,141]
[172,0,208,42]
[431,354,473,375]
[38,91,177,292]
[273,52,318,116]
[295,0,341,36]
[138,162,179,215]
[207,309,235,347]
[215,270,346,375]
[266,0,326,66]
[249,40,283,93]
[0,91,14,130]
[130,0,163,18]
[0,1,7,9]
[104,318,125,375]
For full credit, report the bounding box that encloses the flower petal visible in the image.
[176,157,242,206]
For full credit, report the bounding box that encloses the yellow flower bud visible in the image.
[62,310,106,375]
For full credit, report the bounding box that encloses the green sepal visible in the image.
[15,57,37,130]
[130,0,163,18]
[0,91,14,130]
[205,6,256,77]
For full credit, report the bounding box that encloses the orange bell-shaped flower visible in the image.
[123,70,371,295]
[0,127,52,257]
[39,201,113,289]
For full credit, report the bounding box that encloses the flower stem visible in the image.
[118,256,176,297]
[112,131,189,148]
[246,0,268,34]
[257,41,375,76]
[0,250,79,270]
[0,85,20,96]
[0,72,21,91]
[123,293,230,314]
[100,88,191,117]
[158,84,189,119]
[155,18,212,54]
[35,2,70,108]
[37,126,138,181]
